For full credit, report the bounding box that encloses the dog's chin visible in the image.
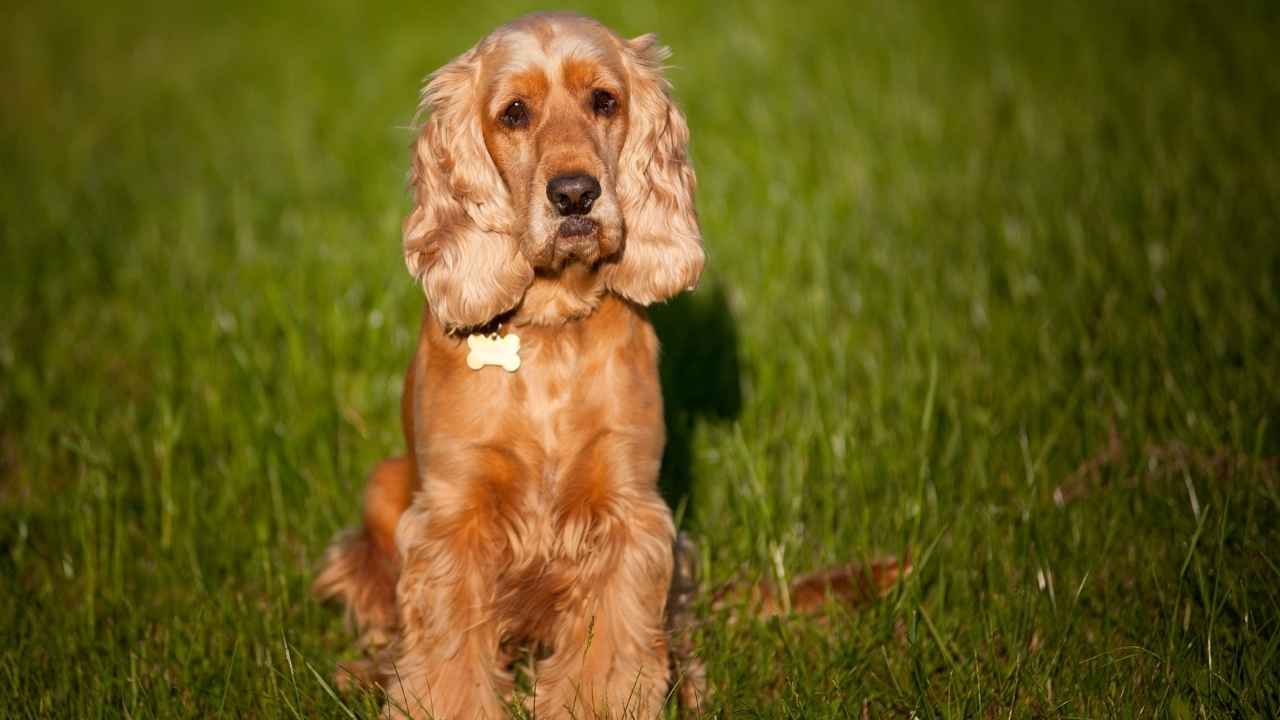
[557,217,597,239]
[524,219,620,272]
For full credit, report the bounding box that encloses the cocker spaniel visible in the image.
[316,13,704,719]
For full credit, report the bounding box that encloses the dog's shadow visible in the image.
[650,283,742,520]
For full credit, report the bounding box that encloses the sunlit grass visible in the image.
[2,0,1278,716]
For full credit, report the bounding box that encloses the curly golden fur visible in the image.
[315,13,704,718]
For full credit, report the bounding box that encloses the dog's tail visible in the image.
[313,526,400,650]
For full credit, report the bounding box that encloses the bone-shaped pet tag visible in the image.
[466,333,521,372]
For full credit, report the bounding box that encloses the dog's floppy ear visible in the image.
[606,34,705,305]
[403,46,533,332]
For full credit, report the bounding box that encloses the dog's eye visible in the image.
[591,90,618,117]
[499,100,529,129]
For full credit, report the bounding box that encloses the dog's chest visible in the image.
[515,334,608,456]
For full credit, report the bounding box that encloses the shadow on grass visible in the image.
[650,284,742,521]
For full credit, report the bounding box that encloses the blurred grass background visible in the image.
[3,0,1279,716]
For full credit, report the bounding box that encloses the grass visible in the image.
[3,0,1279,716]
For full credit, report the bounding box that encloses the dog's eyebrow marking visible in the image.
[494,67,550,104]
[561,56,611,92]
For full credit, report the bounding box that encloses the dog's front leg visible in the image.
[534,482,675,719]
[383,451,522,720]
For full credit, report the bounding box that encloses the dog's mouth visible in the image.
[523,216,615,270]
[557,217,597,238]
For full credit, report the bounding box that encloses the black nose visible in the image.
[546,174,601,216]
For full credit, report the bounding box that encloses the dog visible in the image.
[315,13,912,718]
[316,13,705,719]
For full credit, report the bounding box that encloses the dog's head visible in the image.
[403,13,704,331]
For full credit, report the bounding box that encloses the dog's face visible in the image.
[478,23,629,271]
[403,13,704,332]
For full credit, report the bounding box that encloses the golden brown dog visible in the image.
[315,13,704,719]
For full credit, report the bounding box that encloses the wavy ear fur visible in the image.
[403,47,533,332]
[606,34,705,305]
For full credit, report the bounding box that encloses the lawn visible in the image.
[2,0,1279,716]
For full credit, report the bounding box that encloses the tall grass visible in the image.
[2,0,1278,716]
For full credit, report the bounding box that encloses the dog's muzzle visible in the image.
[558,216,597,238]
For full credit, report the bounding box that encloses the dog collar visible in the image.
[466,332,521,372]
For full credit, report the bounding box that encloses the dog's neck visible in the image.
[506,263,608,328]
[440,265,608,337]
